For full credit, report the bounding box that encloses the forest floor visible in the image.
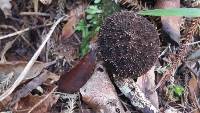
[0,0,200,113]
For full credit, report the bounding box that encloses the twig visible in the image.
[158,45,170,58]
[115,78,159,113]
[27,86,57,113]
[185,40,200,46]
[20,12,51,17]
[0,23,53,40]
[0,16,66,101]
[0,25,36,51]
[0,37,17,63]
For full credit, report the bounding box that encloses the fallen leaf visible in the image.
[61,15,77,39]
[14,86,58,113]
[80,63,125,113]
[155,0,181,45]
[188,73,199,107]
[187,49,200,61]
[9,70,59,107]
[0,0,12,16]
[39,0,52,5]
[137,66,159,109]
[0,61,45,80]
[164,106,181,113]
[61,2,87,39]
[58,50,96,93]
[0,61,49,98]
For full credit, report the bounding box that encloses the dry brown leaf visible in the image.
[80,63,125,113]
[0,70,59,111]
[10,70,59,106]
[188,73,200,107]
[0,61,45,80]
[61,15,77,39]
[155,0,181,45]
[0,61,46,97]
[136,66,159,109]
[13,86,58,113]
[61,2,87,39]
[58,50,96,93]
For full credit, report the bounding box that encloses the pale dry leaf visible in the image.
[39,0,52,5]
[0,61,45,80]
[188,73,199,106]
[80,63,125,113]
[164,107,181,113]
[0,0,11,16]
[136,66,159,109]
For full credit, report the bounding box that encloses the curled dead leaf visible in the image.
[58,50,96,93]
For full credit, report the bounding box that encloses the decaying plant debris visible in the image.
[1,0,200,113]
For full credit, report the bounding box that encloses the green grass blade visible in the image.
[138,8,200,17]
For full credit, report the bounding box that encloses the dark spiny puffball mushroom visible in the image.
[97,11,159,79]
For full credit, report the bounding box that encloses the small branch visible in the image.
[0,23,53,40]
[20,12,51,17]
[115,78,159,113]
[185,40,200,46]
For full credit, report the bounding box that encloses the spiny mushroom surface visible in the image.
[97,11,159,78]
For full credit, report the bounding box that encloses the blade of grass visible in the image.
[138,8,200,17]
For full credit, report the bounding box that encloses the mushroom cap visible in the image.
[97,11,159,78]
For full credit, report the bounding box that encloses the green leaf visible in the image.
[169,85,184,97]
[86,15,93,20]
[95,26,100,32]
[173,85,184,96]
[86,5,102,14]
[80,44,89,57]
[138,8,200,17]
[75,20,86,31]
[94,0,101,4]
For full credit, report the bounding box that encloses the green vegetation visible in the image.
[76,0,120,57]
[168,84,184,98]
[76,0,102,57]
[138,8,200,17]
